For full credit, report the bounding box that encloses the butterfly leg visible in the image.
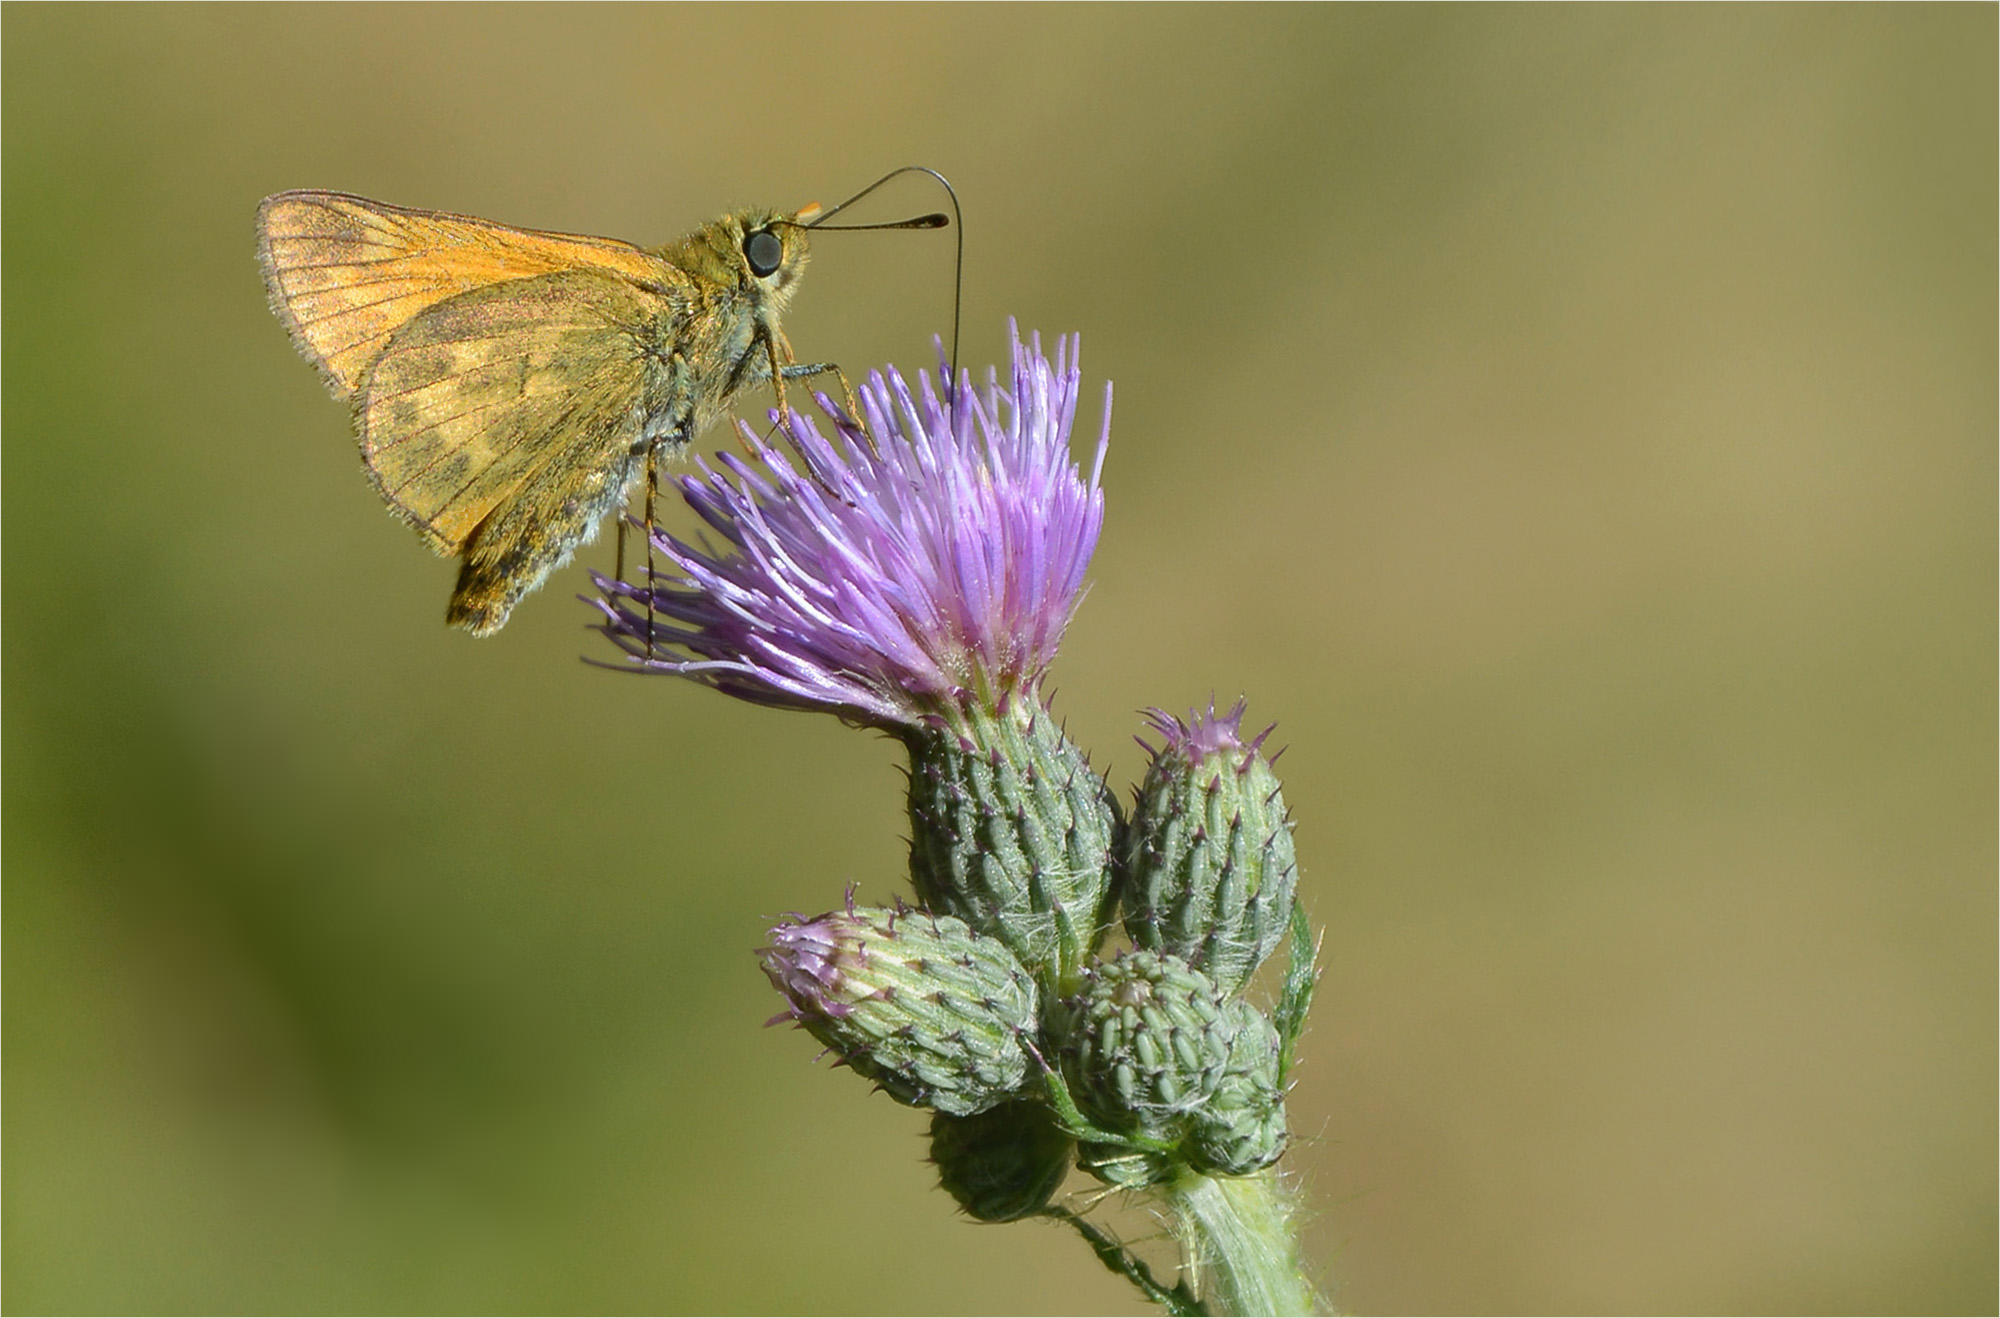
[773,362,873,505]
[759,325,864,438]
[606,447,655,649]
[615,499,629,584]
[779,362,864,435]
[741,335,860,499]
[642,440,664,656]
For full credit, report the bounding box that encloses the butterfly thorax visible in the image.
[642,208,812,446]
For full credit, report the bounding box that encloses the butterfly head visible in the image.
[712,207,813,306]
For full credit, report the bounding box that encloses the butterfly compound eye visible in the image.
[744,229,784,278]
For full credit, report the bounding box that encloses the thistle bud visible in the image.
[1120,701,1298,997]
[1189,1006,1289,1177]
[930,1100,1075,1222]
[761,905,1039,1117]
[1050,951,1233,1131]
[904,703,1117,994]
[1048,950,1290,1186]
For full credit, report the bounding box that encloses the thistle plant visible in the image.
[592,327,1325,1315]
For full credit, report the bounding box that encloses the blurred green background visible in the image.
[5,5,1993,1313]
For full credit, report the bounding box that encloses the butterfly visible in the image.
[256,174,949,635]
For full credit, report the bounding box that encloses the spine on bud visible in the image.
[903,702,1117,994]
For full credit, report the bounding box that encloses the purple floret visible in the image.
[1139,698,1278,773]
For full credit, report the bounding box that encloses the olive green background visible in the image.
[5,5,1993,1314]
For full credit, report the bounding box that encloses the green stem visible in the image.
[1028,1041,1176,1152]
[1165,1172,1323,1316]
[1042,1207,1207,1316]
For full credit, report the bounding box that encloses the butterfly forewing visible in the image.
[256,191,661,396]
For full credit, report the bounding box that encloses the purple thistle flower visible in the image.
[760,907,864,1025]
[593,325,1110,727]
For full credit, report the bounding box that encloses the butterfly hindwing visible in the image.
[355,268,671,634]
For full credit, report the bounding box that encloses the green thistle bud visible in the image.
[761,904,1039,1117]
[1120,701,1298,997]
[1190,1005,1289,1176]
[1048,950,1290,1187]
[930,1100,1075,1223]
[904,702,1117,994]
[1052,952,1232,1129]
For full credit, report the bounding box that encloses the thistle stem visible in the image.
[1042,1207,1205,1316]
[1165,1172,1323,1316]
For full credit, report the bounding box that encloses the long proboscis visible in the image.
[803,165,965,384]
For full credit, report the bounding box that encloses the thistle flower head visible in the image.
[594,325,1109,728]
